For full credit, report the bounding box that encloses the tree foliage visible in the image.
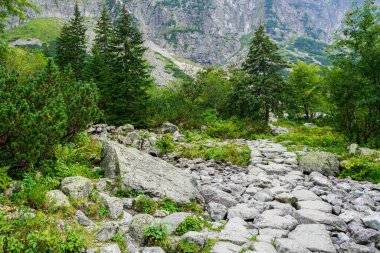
[233,24,287,125]
[56,3,87,80]
[0,59,100,168]
[326,0,380,144]
[287,62,323,119]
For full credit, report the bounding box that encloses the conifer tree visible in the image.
[239,24,286,125]
[56,2,87,80]
[86,5,114,109]
[107,6,152,125]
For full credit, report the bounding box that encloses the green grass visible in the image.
[179,142,251,166]
[274,122,348,155]
[2,18,65,43]
[340,156,380,183]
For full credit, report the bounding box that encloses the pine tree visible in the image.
[56,2,87,80]
[107,6,152,125]
[86,5,114,109]
[241,24,286,125]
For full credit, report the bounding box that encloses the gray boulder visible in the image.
[129,214,155,245]
[275,238,312,253]
[61,176,93,199]
[46,190,70,207]
[141,247,165,253]
[295,209,347,232]
[95,222,118,241]
[161,212,191,234]
[299,151,339,176]
[338,242,372,253]
[99,244,121,253]
[155,122,179,134]
[362,213,380,231]
[211,242,242,253]
[181,231,208,248]
[219,217,253,245]
[227,204,259,221]
[288,224,336,253]
[101,141,203,204]
[75,210,96,227]
[99,193,123,219]
[202,186,238,208]
[207,202,227,221]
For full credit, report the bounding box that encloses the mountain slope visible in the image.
[25,0,360,65]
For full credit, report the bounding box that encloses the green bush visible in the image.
[133,197,158,214]
[11,173,59,210]
[0,166,12,192]
[40,133,102,180]
[180,143,251,166]
[0,60,100,169]
[176,239,200,253]
[159,198,179,213]
[0,210,87,252]
[340,157,380,183]
[155,134,177,155]
[144,223,169,248]
[176,216,203,236]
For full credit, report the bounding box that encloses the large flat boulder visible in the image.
[101,141,203,204]
[299,151,339,176]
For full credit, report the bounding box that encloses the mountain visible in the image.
[24,0,358,65]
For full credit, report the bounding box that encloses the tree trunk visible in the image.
[265,104,270,127]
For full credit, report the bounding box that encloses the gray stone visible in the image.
[362,213,380,231]
[46,190,70,207]
[75,210,95,227]
[95,222,118,241]
[207,202,227,221]
[297,200,333,213]
[288,224,336,253]
[99,244,121,253]
[99,193,123,219]
[61,176,93,199]
[211,242,242,253]
[101,141,203,203]
[275,238,312,253]
[254,189,274,202]
[256,212,298,231]
[202,186,238,208]
[161,212,191,234]
[295,209,347,232]
[275,193,297,204]
[299,152,339,176]
[181,231,208,248]
[227,204,259,220]
[129,214,155,245]
[309,172,333,188]
[292,189,321,201]
[219,217,253,245]
[349,222,380,244]
[338,242,371,253]
[253,242,278,253]
[155,122,179,134]
[141,247,165,253]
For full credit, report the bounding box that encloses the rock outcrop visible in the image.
[101,141,203,204]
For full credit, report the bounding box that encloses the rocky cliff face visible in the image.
[28,0,359,65]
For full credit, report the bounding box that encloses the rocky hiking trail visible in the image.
[51,125,380,253]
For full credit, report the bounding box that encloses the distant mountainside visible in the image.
[4,0,375,85]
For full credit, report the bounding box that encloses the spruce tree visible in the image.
[107,6,152,125]
[56,2,87,80]
[240,24,286,125]
[86,5,114,109]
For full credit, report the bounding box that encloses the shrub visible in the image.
[179,142,251,166]
[155,134,177,155]
[0,210,87,252]
[144,223,169,248]
[159,198,178,213]
[11,173,59,210]
[177,239,200,253]
[176,216,203,236]
[0,166,12,192]
[340,157,380,183]
[133,197,158,214]
[0,60,100,169]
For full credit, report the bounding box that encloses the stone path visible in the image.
[173,139,380,253]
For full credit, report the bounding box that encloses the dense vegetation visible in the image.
[0,0,380,251]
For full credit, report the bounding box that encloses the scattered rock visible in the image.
[207,202,228,221]
[99,243,121,253]
[362,213,380,231]
[202,186,238,208]
[299,151,339,176]
[61,176,93,199]
[161,212,191,234]
[46,190,70,207]
[95,222,118,241]
[129,214,155,245]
